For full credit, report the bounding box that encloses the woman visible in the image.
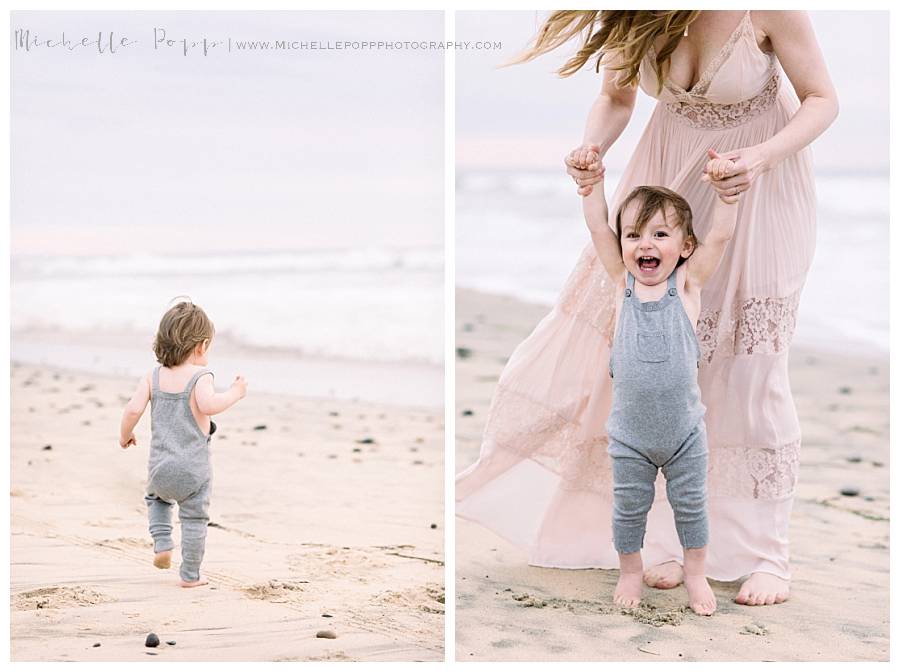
[456,10,838,606]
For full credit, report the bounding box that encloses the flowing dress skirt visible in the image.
[456,73,815,581]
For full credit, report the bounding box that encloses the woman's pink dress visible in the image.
[456,10,815,581]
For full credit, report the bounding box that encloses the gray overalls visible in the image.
[145,367,215,582]
[607,271,708,555]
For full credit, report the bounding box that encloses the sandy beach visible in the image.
[11,361,444,662]
[455,288,889,662]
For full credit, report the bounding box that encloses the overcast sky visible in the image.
[11,11,444,256]
[456,11,888,173]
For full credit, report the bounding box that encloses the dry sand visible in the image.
[11,362,444,662]
[455,288,889,662]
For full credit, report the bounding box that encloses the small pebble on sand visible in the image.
[430,523,438,529]
[316,630,337,639]
[838,386,852,395]
[356,437,376,444]
[840,487,860,497]
[846,456,862,463]
[42,445,52,451]
[93,643,101,648]
[166,641,176,646]
[145,633,160,648]
[322,613,333,618]
[253,424,267,431]
[462,409,474,417]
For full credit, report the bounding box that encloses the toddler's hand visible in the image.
[568,145,602,171]
[120,433,136,449]
[701,149,739,203]
[231,375,248,399]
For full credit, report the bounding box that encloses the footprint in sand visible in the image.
[242,579,309,602]
[13,586,115,610]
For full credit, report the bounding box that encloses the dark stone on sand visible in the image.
[208,521,221,528]
[462,409,474,416]
[838,386,852,395]
[352,447,361,453]
[864,496,875,502]
[456,347,473,359]
[840,487,860,497]
[322,613,333,618]
[430,523,438,529]
[42,445,52,451]
[145,633,160,648]
[93,643,101,647]
[872,461,884,467]
[166,641,176,646]
[356,437,376,444]
[253,424,267,431]
[846,455,863,463]
[316,630,337,639]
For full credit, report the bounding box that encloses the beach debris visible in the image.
[253,424,267,431]
[316,630,337,639]
[456,347,473,359]
[430,523,438,529]
[512,593,548,608]
[462,409,474,416]
[166,641,176,646]
[638,645,661,655]
[42,444,52,451]
[840,487,860,497]
[145,633,160,648]
[740,622,769,636]
[356,437,376,444]
[838,386,852,395]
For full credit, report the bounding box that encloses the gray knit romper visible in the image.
[145,366,215,582]
[607,270,708,555]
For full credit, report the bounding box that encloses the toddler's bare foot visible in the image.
[179,575,209,588]
[734,572,789,606]
[613,570,643,608]
[153,550,171,569]
[684,573,717,616]
[644,561,683,589]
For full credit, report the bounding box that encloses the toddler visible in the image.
[119,300,248,587]
[577,145,738,616]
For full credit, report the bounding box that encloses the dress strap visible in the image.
[625,272,635,297]
[666,270,678,296]
[151,366,161,394]
[183,369,213,395]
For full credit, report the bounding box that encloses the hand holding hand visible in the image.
[701,146,766,203]
[565,143,605,196]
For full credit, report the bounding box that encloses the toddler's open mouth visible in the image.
[638,255,660,272]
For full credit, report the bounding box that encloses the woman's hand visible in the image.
[565,143,605,196]
[701,146,768,203]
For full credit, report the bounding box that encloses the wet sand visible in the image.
[455,288,889,662]
[11,362,444,662]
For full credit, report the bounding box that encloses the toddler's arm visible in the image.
[686,150,741,289]
[581,151,626,283]
[119,373,150,448]
[194,373,248,416]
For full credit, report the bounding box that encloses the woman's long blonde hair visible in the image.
[510,10,701,94]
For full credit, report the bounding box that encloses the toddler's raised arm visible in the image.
[194,373,248,416]
[686,150,741,289]
[581,149,626,283]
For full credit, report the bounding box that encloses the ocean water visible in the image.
[457,170,889,354]
[11,246,444,366]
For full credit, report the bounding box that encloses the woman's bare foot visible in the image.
[684,573,717,615]
[734,572,790,606]
[614,571,644,608]
[643,561,683,589]
[179,575,209,588]
[153,550,171,569]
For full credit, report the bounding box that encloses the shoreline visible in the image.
[11,327,443,409]
[454,287,889,662]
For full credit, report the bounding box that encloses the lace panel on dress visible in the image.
[696,290,801,363]
[484,384,801,501]
[665,70,780,130]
